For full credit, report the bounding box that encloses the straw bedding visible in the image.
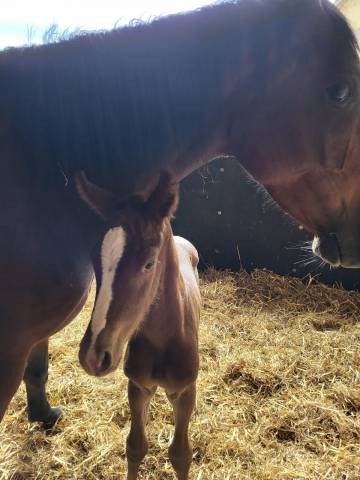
[1,268,360,479]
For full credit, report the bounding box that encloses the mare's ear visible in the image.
[75,171,121,221]
[147,172,179,220]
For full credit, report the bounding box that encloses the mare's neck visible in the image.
[1,4,244,193]
[1,1,336,193]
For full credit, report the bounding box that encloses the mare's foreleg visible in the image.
[23,338,62,429]
[0,350,28,423]
[126,381,156,480]
[166,383,196,480]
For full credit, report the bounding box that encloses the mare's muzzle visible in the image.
[312,233,341,267]
[312,231,360,268]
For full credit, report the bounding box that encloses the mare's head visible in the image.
[76,172,179,376]
[225,0,360,267]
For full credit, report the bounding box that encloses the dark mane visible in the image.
[320,0,358,57]
[0,0,357,192]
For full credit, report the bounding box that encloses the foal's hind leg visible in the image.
[126,381,157,480]
[166,383,196,480]
[23,339,63,429]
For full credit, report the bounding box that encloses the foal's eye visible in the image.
[143,261,155,271]
[326,81,352,105]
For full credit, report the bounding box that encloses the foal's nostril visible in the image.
[85,350,113,376]
[101,351,112,372]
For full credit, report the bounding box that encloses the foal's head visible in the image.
[76,172,179,376]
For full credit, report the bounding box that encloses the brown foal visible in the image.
[76,172,201,480]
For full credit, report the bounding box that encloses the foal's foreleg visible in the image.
[23,338,62,429]
[166,383,196,480]
[126,381,156,480]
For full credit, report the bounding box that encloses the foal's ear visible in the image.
[147,172,179,220]
[75,171,121,221]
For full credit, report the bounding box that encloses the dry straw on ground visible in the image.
[1,269,360,479]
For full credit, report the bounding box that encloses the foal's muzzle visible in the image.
[79,330,116,377]
[79,345,114,377]
[84,350,113,376]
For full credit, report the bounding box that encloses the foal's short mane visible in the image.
[0,0,357,191]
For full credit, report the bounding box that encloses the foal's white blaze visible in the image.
[91,227,126,341]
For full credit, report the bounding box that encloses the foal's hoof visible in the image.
[42,407,64,430]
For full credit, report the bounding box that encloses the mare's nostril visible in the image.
[316,233,341,266]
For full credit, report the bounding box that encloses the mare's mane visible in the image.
[0,0,357,191]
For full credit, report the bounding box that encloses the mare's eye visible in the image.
[326,81,352,105]
[144,261,155,271]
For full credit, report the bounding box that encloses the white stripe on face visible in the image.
[91,227,127,340]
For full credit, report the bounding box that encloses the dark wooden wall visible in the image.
[173,157,360,290]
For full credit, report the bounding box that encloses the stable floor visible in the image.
[1,269,360,479]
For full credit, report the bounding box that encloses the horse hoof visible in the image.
[41,408,64,430]
[28,407,63,429]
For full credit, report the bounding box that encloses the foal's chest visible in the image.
[124,333,198,391]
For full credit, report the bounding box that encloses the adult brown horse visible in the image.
[0,0,359,427]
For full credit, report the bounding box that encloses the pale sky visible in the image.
[0,0,339,50]
[0,0,214,49]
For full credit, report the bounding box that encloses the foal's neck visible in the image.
[141,222,184,344]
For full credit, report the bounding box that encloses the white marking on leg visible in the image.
[91,227,126,341]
